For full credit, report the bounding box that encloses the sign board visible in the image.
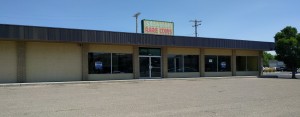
[142,19,174,35]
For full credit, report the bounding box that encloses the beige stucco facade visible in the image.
[236,71,259,76]
[168,47,199,55]
[204,72,232,77]
[0,40,263,83]
[204,49,232,55]
[168,72,200,78]
[26,42,82,82]
[89,44,133,53]
[89,74,133,81]
[236,50,259,56]
[0,41,17,83]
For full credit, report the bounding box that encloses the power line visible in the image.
[190,19,201,37]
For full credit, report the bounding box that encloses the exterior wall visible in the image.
[89,44,133,53]
[236,71,259,76]
[204,49,232,55]
[232,50,237,76]
[200,48,205,77]
[0,41,17,83]
[205,72,232,77]
[168,72,200,78]
[89,74,133,81]
[26,42,82,82]
[0,41,264,83]
[88,44,134,80]
[162,47,168,78]
[236,50,259,56]
[133,46,139,79]
[168,47,199,55]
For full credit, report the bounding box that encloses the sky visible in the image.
[0,0,299,52]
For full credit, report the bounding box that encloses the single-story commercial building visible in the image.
[0,24,274,83]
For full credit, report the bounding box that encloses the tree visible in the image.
[274,26,300,78]
[263,52,274,67]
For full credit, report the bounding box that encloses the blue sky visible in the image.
[0,0,299,43]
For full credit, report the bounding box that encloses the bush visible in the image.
[263,67,276,72]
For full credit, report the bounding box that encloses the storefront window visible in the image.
[236,56,258,71]
[184,55,199,72]
[88,53,133,74]
[168,55,183,72]
[205,56,217,72]
[112,53,133,73]
[218,56,231,72]
[88,53,111,74]
[205,55,231,72]
[247,56,258,71]
[236,56,247,71]
[168,55,199,72]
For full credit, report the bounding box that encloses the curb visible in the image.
[0,76,259,87]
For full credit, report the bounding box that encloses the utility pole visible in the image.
[190,19,201,37]
[133,12,141,33]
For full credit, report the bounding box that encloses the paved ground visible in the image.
[1,77,300,117]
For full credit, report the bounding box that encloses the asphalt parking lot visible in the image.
[1,77,300,117]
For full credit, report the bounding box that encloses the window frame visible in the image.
[205,55,232,72]
[236,56,258,71]
[88,52,133,74]
[168,54,199,73]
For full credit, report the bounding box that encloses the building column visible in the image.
[17,41,26,83]
[133,46,139,79]
[232,50,236,76]
[200,48,205,77]
[258,51,263,77]
[81,43,89,81]
[162,47,168,78]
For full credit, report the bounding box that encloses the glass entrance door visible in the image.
[139,56,161,78]
[150,57,161,77]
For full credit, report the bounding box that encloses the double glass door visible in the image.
[139,56,161,78]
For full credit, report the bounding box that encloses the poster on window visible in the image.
[95,61,103,70]
[221,62,226,69]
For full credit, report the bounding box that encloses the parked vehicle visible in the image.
[276,67,286,71]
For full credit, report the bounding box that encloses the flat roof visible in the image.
[0,24,274,51]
